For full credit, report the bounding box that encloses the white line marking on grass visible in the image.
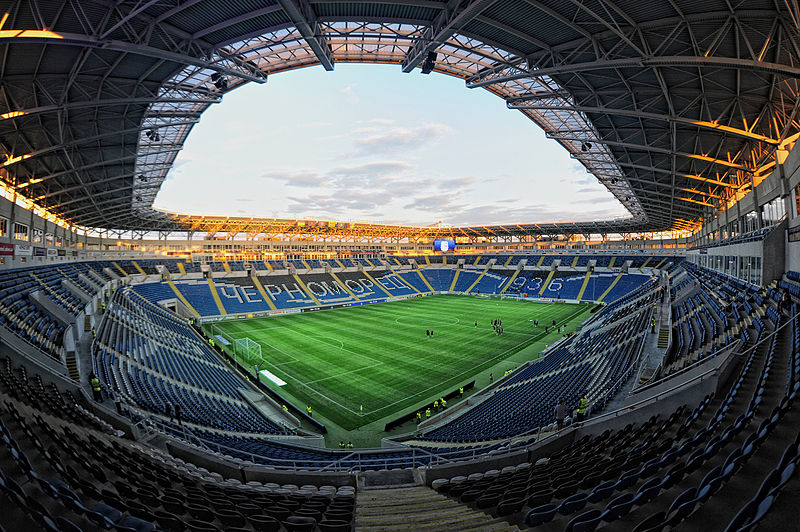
[303,362,385,385]
[369,304,590,416]
[298,334,384,365]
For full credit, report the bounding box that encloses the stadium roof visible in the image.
[1,1,799,235]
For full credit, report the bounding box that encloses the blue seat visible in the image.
[558,492,589,515]
[601,493,635,522]
[663,487,698,527]
[588,480,616,503]
[114,516,156,532]
[632,477,661,506]
[525,503,559,526]
[565,509,603,532]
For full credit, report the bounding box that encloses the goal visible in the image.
[234,337,262,367]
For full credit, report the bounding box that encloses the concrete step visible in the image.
[354,487,520,532]
[65,351,80,381]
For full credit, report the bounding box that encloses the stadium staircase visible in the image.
[164,276,199,317]
[131,261,146,276]
[292,274,322,305]
[362,270,395,297]
[64,352,79,381]
[335,258,346,269]
[111,261,128,277]
[222,261,232,273]
[595,318,789,530]
[608,257,616,268]
[576,271,593,300]
[330,272,362,301]
[205,277,227,315]
[538,270,555,296]
[416,270,435,292]
[250,274,278,311]
[176,262,186,275]
[657,327,670,349]
[465,269,489,294]
[448,269,460,292]
[499,271,520,295]
[354,487,520,531]
[597,272,623,302]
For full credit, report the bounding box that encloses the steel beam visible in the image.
[0,121,197,171]
[467,56,800,88]
[547,133,752,171]
[0,97,220,122]
[274,0,334,71]
[401,0,498,72]
[0,33,267,83]
[511,102,780,145]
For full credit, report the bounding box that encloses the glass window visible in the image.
[32,229,43,244]
[0,217,7,237]
[795,184,800,216]
[13,223,28,241]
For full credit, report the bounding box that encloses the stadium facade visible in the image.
[1,1,800,531]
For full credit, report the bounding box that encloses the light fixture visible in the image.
[421,52,437,75]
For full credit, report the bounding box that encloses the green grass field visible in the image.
[207,295,592,432]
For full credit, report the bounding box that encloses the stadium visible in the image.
[1,1,800,531]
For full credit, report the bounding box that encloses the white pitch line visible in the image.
[304,362,385,385]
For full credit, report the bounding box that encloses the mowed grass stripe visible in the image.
[219,298,581,425]
[220,298,575,415]
[211,295,591,430]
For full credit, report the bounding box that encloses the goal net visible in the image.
[234,337,262,367]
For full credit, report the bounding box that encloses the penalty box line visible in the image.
[252,336,380,417]
[367,305,588,417]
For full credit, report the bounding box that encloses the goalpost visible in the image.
[234,337,263,367]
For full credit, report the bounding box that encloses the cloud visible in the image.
[341,83,359,104]
[444,202,626,225]
[403,194,456,211]
[287,189,395,214]
[353,123,452,154]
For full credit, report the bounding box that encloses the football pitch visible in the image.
[207,295,593,431]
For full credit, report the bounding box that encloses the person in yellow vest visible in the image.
[576,393,588,422]
[89,372,102,402]
[338,441,345,449]
[346,441,354,449]
[441,398,447,409]
[433,399,439,410]
[209,337,215,348]
[425,408,431,418]
[459,387,464,396]
[282,404,288,412]
[306,405,312,417]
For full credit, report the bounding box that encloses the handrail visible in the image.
[586,309,794,426]
[632,340,740,395]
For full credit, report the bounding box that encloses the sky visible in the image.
[153,63,629,226]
